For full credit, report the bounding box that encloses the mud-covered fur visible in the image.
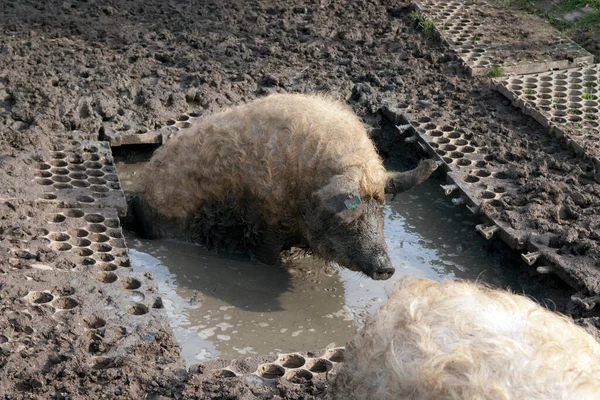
[135,93,438,279]
[333,276,600,399]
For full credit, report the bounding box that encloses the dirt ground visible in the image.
[1,0,600,398]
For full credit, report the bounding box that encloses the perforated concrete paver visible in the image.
[403,115,600,296]
[414,0,593,76]
[103,111,203,147]
[494,65,600,166]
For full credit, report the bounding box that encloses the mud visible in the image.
[124,171,572,367]
[1,0,600,398]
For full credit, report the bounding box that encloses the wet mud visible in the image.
[1,0,600,398]
[118,138,572,367]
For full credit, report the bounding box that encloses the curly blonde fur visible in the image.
[139,93,388,225]
[334,276,600,400]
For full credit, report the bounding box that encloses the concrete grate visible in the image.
[414,0,593,76]
[103,111,203,147]
[403,115,600,296]
[195,347,345,383]
[494,65,600,165]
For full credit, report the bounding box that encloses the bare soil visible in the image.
[1,0,600,398]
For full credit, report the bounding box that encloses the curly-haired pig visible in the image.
[132,93,439,280]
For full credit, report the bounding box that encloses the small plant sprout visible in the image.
[553,98,566,104]
[524,89,536,95]
[585,114,596,120]
[576,122,584,129]
[582,93,598,100]
[473,34,481,41]
[488,64,504,77]
[410,10,435,39]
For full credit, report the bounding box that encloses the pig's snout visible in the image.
[365,254,395,281]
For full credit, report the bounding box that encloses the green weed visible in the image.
[488,64,504,77]
[410,10,436,39]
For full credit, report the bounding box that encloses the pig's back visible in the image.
[140,93,387,221]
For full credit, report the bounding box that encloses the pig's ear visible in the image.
[314,175,364,224]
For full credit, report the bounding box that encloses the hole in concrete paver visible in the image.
[104,219,120,228]
[84,214,105,223]
[97,272,118,283]
[82,316,106,329]
[258,363,285,379]
[52,175,71,183]
[88,177,107,185]
[107,229,123,238]
[306,358,333,373]
[104,174,118,182]
[53,297,79,310]
[0,335,9,344]
[324,348,345,362]
[50,160,68,167]
[129,291,145,302]
[91,243,112,253]
[84,161,103,169]
[475,169,492,178]
[49,232,70,241]
[40,193,58,200]
[108,182,121,190]
[130,304,149,315]
[97,253,115,262]
[90,233,110,243]
[36,171,52,178]
[72,180,90,187]
[121,277,141,290]
[98,263,118,271]
[51,167,69,175]
[87,169,104,177]
[56,243,73,251]
[45,214,66,223]
[36,179,53,185]
[77,196,95,203]
[286,369,313,383]
[280,354,305,368]
[489,200,503,208]
[480,191,496,199]
[53,152,67,159]
[64,209,85,218]
[82,257,96,265]
[39,163,51,170]
[69,172,88,180]
[90,185,110,193]
[74,229,89,237]
[88,224,107,233]
[178,122,192,129]
[74,248,94,257]
[29,292,54,304]
[72,238,92,247]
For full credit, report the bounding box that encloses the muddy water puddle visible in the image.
[117,153,569,366]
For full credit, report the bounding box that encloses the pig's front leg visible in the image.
[253,228,285,265]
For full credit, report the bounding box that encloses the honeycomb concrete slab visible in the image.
[0,200,186,395]
[0,139,127,215]
[494,65,600,166]
[414,0,593,76]
[103,111,203,147]
[404,115,600,296]
[185,347,344,395]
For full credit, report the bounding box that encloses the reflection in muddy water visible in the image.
[119,155,568,366]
